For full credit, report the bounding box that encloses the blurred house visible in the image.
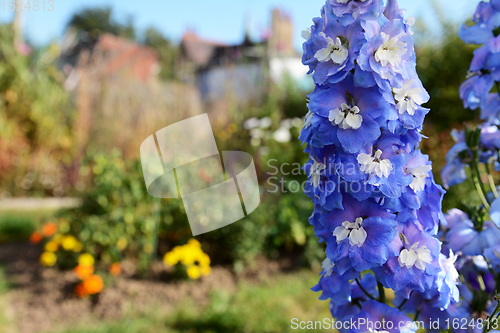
[59,30,203,185]
[179,8,310,108]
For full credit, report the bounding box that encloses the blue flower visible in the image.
[398,151,435,204]
[459,72,494,110]
[479,125,500,163]
[413,179,445,235]
[312,258,360,304]
[480,93,500,124]
[309,205,335,243]
[484,244,500,272]
[307,75,392,153]
[357,17,414,91]
[348,300,417,333]
[330,273,378,321]
[465,266,496,294]
[394,251,459,311]
[440,142,469,189]
[391,76,430,131]
[327,0,382,26]
[443,209,480,255]
[321,194,398,273]
[469,35,500,72]
[490,197,500,227]
[459,1,500,45]
[301,0,450,321]
[434,251,460,310]
[373,223,441,296]
[395,293,467,333]
[302,17,366,85]
[443,209,500,256]
[356,133,413,198]
[303,151,343,210]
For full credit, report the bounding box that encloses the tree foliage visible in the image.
[67,7,135,40]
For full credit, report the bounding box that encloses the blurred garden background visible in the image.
[0,0,486,332]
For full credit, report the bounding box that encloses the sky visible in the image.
[0,0,479,50]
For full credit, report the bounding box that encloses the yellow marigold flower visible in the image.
[180,249,196,266]
[40,252,57,267]
[164,240,211,278]
[163,251,179,266]
[186,265,201,279]
[198,253,211,266]
[116,237,127,250]
[187,239,201,248]
[78,253,95,266]
[62,235,78,251]
[200,265,212,276]
[44,241,59,252]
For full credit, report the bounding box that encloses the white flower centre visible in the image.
[406,164,432,192]
[301,28,311,40]
[393,80,427,116]
[310,159,327,187]
[314,35,349,64]
[399,242,432,270]
[333,217,367,247]
[374,32,407,67]
[321,258,335,276]
[441,250,459,281]
[329,103,363,130]
[357,149,393,178]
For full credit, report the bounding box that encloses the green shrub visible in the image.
[0,214,35,242]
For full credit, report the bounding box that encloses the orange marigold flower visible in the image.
[29,231,43,244]
[74,282,89,298]
[109,263,122,276]
[82,275,104,295]
[42,223,57,237]
[73,264,94,280]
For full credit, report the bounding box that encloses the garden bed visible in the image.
[0,242,304,333]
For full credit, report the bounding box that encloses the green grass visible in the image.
[51,270,331,333]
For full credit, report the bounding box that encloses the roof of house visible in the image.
[96,33,158,82]
[60,31,159,83]
[180,31,228,67]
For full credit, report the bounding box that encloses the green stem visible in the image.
[377,281,386,304]
[151,197,161,261]
[485,163,499,199]
[470,157,490,209]
[355,279,376,300]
